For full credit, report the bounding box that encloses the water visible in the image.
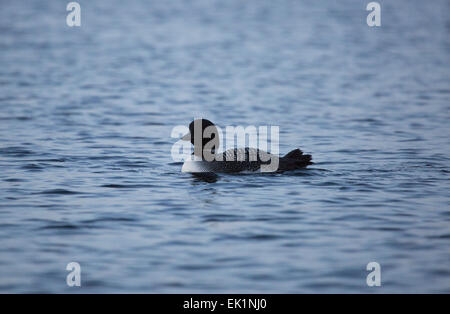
[0,0,449,293]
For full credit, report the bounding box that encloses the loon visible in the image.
[180,119,312,173]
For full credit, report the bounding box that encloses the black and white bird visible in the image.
[180,119,312,173]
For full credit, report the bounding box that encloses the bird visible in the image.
[180,119,312,173]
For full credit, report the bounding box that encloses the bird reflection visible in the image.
[191,172,218,183]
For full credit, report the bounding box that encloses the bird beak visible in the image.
[181,132,191,141]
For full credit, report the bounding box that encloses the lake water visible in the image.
[0,0,449,293]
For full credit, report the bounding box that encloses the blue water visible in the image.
[0,0,449,293]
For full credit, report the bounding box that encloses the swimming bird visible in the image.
[180,119,312,173]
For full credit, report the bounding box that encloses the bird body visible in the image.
[180,119,312,173]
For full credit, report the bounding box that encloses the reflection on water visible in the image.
[191,173,219,184]
[0,0,449,293]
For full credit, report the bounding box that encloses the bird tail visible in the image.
[283,149,313,167]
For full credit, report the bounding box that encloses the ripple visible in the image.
[100,184,155,188]
[0,147,34,157]
[37,189,83,195]
[21,163,44,171]
[39,223,79,230]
